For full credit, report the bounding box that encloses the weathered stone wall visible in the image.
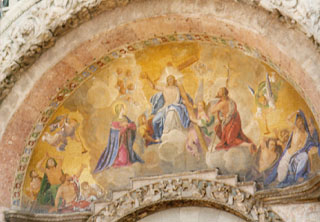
[272,202,320,222]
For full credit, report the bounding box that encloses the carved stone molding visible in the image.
[89,170,283,222]
[259,0,320,43]
[6,170,320,221]
[0,0,131,104]
[4,211,91,222]
[254,173,320,205]
[1,0,320,105]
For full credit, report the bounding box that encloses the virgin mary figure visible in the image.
[94,103,144,174]
[264,110,320,187]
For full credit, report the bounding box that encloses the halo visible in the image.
[158,65,184,85]
[112,101,127,115]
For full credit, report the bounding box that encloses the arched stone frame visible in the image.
[1,0,320,126]
[88,176,283,222]
[116,201,251,221]
[0,0,320,218]
[1,0,320,85]
[7,31,320,212]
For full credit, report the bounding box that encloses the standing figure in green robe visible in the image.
[36,153,64,207]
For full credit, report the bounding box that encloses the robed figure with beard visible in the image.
[210,87,255,151]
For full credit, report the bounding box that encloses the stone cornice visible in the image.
[89,170,283,222]
[254,173,320,205]
[6,170,320,221]
[4,211,91,222]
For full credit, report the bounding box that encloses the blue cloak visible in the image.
[93,116,144,174]
[264,110,320,187]
[150,92,191,140]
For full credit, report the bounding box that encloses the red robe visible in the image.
[112,121,137,167]
[215,100,252,150]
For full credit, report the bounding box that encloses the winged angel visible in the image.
[42,115,87,153]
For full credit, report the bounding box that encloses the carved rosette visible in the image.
[0,0,131,104]
[89,179,283,222]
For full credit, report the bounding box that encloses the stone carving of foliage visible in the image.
[259,0,320,41]
[0,0,129,104]
[89,179,283,222]
[0,0,320,104]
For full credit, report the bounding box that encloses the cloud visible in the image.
[87,80,118,109]
[158,129,187,162]
[206,146,254,175]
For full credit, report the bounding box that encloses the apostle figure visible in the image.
[36,153,64,207]
[142,66,191,141]
[210,87,255,151]
[265,110,320,187]
[94,103,144,173]
[248,137,282,183]
[49,164,90,213]
[26,170,42,201]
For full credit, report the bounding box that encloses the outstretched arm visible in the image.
[210,102,223,115]
[36,153,49,173]
[55,155,64,170]
[189,116,198,124]
[45,153,64,170]
[75,164,87,178]
[141,72,162,91]
[143,134,160,143]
